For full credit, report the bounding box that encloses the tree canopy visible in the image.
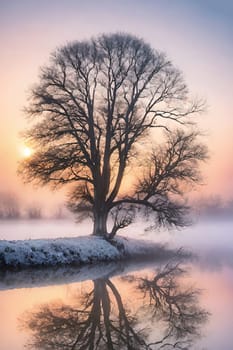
[19,33,207,238]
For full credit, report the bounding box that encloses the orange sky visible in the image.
[1,0,233,209]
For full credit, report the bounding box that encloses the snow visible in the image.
[0,235,174,269]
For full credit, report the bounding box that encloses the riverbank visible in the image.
[0,235,177,269]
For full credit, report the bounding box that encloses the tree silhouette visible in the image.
[21,260,208,349]
[19,33,207,237]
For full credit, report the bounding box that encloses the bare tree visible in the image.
[19,33,207,238]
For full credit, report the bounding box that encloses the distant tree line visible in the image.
[194,195,233,219]
[1,191,232,221]
[0,192,68,220]
[0,193,21,219]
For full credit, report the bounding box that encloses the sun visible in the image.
[21,146,33,158]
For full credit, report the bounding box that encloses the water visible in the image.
[0,219,233,349]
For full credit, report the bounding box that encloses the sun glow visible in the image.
[21,146,33,158]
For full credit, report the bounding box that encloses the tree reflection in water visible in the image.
[21,259,209,349]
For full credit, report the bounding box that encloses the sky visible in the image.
[0,0,233,210]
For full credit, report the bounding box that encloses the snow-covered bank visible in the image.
[0,236,176,269]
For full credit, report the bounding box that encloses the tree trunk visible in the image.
[92,206,108,237]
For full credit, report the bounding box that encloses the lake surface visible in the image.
[0,219,233,349]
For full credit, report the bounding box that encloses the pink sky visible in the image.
[1,0,233,208]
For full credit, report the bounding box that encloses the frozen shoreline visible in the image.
[0,235,176,269]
